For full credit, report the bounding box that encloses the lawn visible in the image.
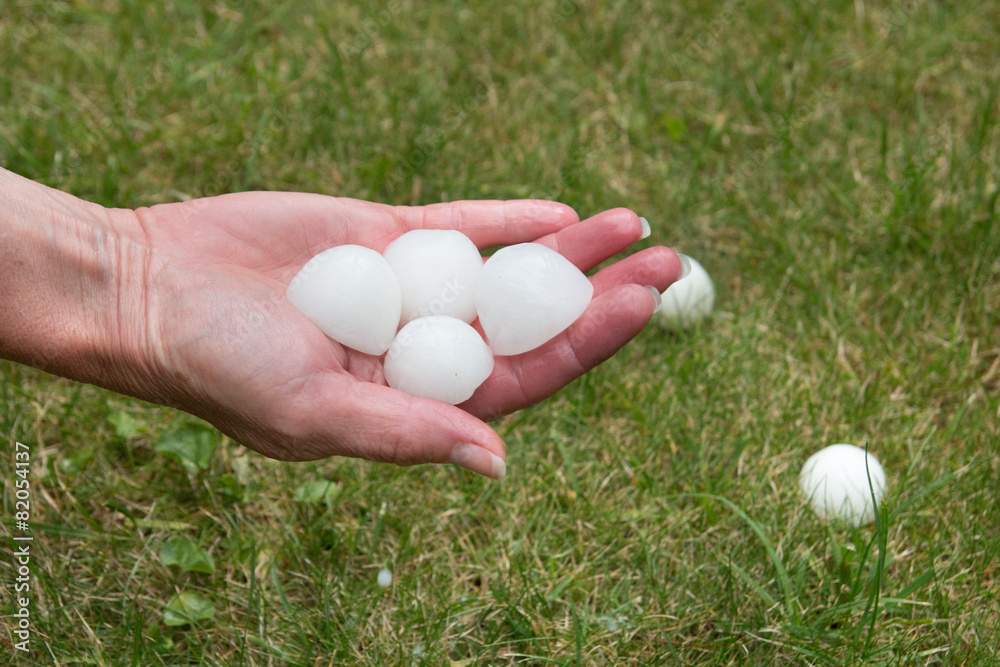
[1,0,998,664]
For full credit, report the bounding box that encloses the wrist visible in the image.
[0,168,154,397]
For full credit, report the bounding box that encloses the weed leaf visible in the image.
[155,423,218,473]
[163,591,215,627]
[159,536,216,574]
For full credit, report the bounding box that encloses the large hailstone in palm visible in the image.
[285,245,401,355]
[475,243,594,356]
[382,229,482,325]
[799,444,887,527]
[384,316,494,404]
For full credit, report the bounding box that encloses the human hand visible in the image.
[0,171,683,479]
[121,193,685,478]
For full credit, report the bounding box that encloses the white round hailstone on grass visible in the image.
[799,444,887,527]
[384,316,495,404]
[655,255,714,330]
[383,229,484,325]
[286,245,401,355]
[475,243,594,356]
[377,567,392,588]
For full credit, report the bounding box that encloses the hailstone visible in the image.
[383,229,482,325]
[384,316,494,404]
[286,245,401,355]
[475,243,594,355]
[799,444,887,527]
[656,255,714,330]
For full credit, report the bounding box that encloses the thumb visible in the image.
[299,377,507,480]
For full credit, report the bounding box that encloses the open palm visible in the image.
[130,192,683,478]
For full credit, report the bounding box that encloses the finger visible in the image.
[288,375,508,480]
[461,283,658,419]
[391,199,580,248]
[532,207,646,272]
[174,191,359,241]
[589,246,686,297]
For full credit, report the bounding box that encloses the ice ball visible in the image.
[384,316,494,404]
[377,567,392,588]
[383,229,483,325]
[799,444,887,527]
[655,255,714,330]
[286,245,402,355]
[475,243,593,356]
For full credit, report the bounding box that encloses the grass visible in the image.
[1,0,998,664]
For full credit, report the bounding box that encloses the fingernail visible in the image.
[677,253,693,280]
[449,444,506,481]
[638,216,652,239]
[644,285,663,313]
